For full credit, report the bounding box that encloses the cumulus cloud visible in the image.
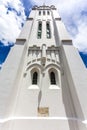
[0,0,26,45]
[73,22,87,52]
[31,0,87,52]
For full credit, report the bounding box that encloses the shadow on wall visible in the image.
[61,72,87,130]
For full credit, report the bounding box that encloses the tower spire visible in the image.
[43,0,46,6]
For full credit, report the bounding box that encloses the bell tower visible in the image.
[0,5,87,130]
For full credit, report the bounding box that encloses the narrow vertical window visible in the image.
[46,22,51,39]
[37,22,42,39]
[50,72,56,84]
[39,11,41,15]
[43,11,45,15]
[32,72,38,84]
[47,11,50,15]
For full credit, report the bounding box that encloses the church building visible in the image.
[0,5,87,130]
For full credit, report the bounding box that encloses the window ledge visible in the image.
[49,85,60,89]
[28,85,39,89]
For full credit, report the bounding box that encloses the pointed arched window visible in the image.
[50,72,56,84]
[43,11,45,15]
[47,11,50,15]
[46,22,51,39]
[37,22,42,39]
[39,11,41,15]
[32,72,38,84]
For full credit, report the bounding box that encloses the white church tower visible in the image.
[0,5,87,130]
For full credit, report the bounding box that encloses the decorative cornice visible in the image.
[55,18,61,21]
[32,5,56,10]
[61,40,72,45]
[16,38,26,45]
[27,18,33,21]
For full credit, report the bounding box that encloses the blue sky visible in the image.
[0,0,87,67]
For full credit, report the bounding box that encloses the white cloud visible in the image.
[0,0,26,45]
[73,22,87,52]
[31,0,87,52]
